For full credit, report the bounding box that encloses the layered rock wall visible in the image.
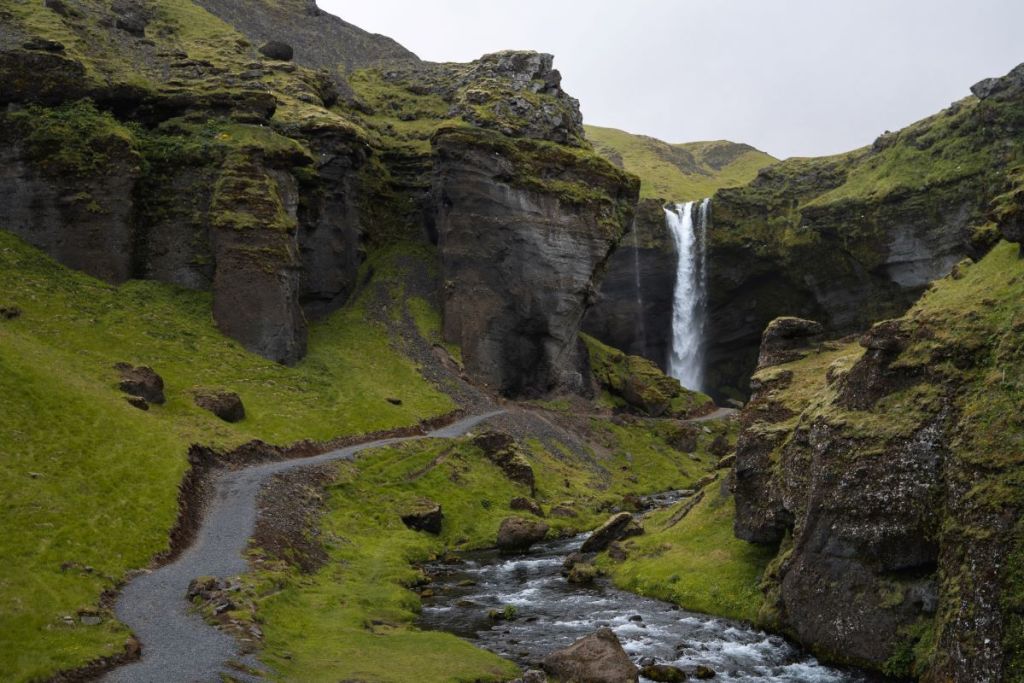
[433,128,639,396]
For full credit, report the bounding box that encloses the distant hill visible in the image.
[585,124,776,201]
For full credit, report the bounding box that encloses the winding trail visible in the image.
[103,411,504,683]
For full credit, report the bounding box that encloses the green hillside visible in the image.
[585,124,776,200]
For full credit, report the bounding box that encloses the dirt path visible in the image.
[102,412,504,683]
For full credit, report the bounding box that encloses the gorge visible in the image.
[1,2,1023,683]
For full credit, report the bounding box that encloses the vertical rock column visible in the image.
[210,155,307,365]
[432,128,639,397]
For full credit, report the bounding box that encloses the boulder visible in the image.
[401,499,443,535]
[692,665,717,679]
[542,628,639,683]
[639,664,686,682]
[549,504,579,518]
[112,0,151,35]
[193,390,245,423]
[510,496,544,517]
[496,516,548,554]
[581,512,643,553]
[115,364,165,405]
[259,41,295,61]
[566,562,598,585]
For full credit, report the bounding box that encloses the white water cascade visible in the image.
[665,199,710,390]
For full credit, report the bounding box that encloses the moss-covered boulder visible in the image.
[583,334,714,418]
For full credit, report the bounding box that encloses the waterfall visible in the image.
[664,199,710,390]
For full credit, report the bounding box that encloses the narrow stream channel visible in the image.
[420,530,869,682]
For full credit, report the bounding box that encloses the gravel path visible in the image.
[103,411,504,683]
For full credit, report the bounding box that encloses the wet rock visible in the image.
[639,664,686,682]
[542,627,639,683]
[581,512,643,553]
[757,317,823,369]
[259,41,294,61]
[0,306,21,320]
[496,516,549,554]
[562,551,585,573]
[510,496,544,517]
[193,390,245,423]
[115,364,165,405]
[566,562,597,585]
[401,498,443,535]
[692,664,717,679]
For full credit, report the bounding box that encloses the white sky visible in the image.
[319,0,1024,159]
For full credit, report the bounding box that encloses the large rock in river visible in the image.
[542,627,638,683]
[496,516,549,554]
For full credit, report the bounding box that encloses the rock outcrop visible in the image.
[433,126,639,396]
[732,241,1024,679]
[580,512,643,553]
[583,334,714,418]
[400,498,443,535]
[542,628,638,683]
[193,390,246,423]
[697,62,1024,400]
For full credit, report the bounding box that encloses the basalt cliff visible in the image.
[0,0,636,394]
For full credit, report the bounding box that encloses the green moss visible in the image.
[599,482,776,622]
[4,100,139,177]
[583,333,713,417]
[0,231,454,680]
[585,125,777,201]
[744,241,1024,676]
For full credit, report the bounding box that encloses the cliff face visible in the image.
[704,63,1024,399]
[582,134,774,373]
[732,240,1024,679]
[582,199,677,367]
[433,128,639,397]
[0,1,636,383]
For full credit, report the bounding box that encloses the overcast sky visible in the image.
[320,0,1023,159]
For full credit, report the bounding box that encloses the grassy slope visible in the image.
[599,481,776,623]
[0,233,454,681]
[585,124,776,201]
